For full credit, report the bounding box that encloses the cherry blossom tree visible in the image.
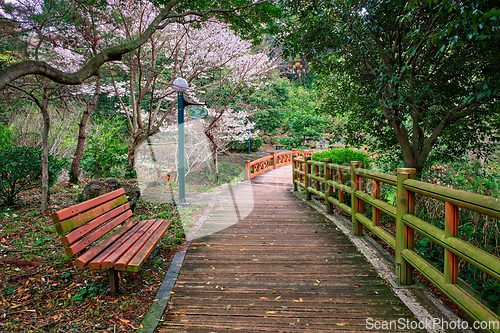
[104,5,274,172]
[0,0,280,89]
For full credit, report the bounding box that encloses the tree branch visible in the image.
[0,0,270,89]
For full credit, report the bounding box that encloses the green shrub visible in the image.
[277,136,302,150]
[0,146,63,205]
[227,137,263,153]
[312,148,370,168]
[0,125,12,150]
[81,120,127,179]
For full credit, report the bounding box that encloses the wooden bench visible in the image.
[51,188,173,295]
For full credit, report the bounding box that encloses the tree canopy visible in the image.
[279,0,500,173]
[0,0,281,89]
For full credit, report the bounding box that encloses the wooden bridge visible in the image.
[157,150,500,332]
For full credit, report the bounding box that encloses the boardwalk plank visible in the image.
[158,165,423,332]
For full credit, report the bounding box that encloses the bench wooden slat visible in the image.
[86,219,150,270]
[74,218,141,269]
[55,195,128,234]
[114,219,165,271]
[52,188,125,223]
[100,220,156,269]
[61,203,131,248]
[64,209,133,258]
[126,220,173,272]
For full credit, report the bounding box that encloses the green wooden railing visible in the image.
[292,154,500,331]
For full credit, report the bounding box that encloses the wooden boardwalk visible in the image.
[159,166,422,332]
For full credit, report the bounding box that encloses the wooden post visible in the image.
[338,170,344,203]
[324,158,333,214]
[304,156,311,200]
[373,180,380,226]
[350,161,363,236]
[271,151,277,169]
[396,168,416,285]
[109,268,119,295]
[315,161,320,192]
[292,153,298,192]
[444,202,458,284]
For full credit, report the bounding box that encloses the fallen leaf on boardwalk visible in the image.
[119,318,130,323]
[266,311,276,314]
[335,323,345,326]
[374,291,379,294]
[275,296,281,299]
[353,284,360,288]
[260,297,268,299]
[294,298,304,303]
[270,290,276,294]
[316,280,321,283]
[281,306,287,309]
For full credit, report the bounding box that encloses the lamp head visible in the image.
[172,77,188,93]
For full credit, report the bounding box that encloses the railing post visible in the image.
[350,161,363,236]
[315,160,320,192]
[292,153,298,192]
[271,151,277,169]
[324,158,333,214]
[373,180,380,226]
[304,156,311,200]
[338,170,344,203]
[396,168,416,285]
[444,202,458,285]
[244,160,251,180]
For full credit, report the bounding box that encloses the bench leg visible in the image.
[109,268,119,295]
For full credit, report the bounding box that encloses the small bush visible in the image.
[277,136,302,150]
[0,146,63,205]
[312,148,370,168]
[227,137,263,153]
[80,119,128,179]
[0,125,12,150]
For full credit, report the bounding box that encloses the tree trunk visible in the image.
[69,71,101,184]
[41,98,50,214]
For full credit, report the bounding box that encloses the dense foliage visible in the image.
[312,148,370,168]
[80,119,128,179]
[280,0,500,174]
[0,147,63,205]
[227,137,263,153]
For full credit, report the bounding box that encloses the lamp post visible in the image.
[173,78,189,205]
[172,78,207,206]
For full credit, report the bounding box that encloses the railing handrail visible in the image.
[244,149,313,179]
[291,153,500,331]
